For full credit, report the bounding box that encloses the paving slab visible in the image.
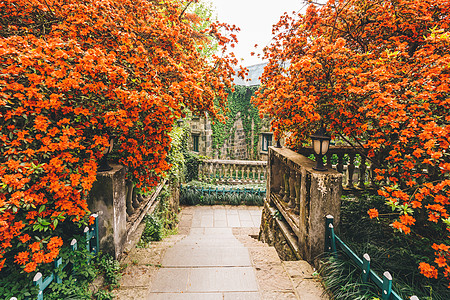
[187,267,259,292]
[147,293,223,300]
[162,246,251,267]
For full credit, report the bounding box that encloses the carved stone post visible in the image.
[294,172,301,214]
[347,153,355,188]
[125,180,135,217]
[279,162,285,197]
[337,153,344,173]
[359,156,367,189]
[282,167,290,203]
[88,165,127,259]
[288,169,296,209]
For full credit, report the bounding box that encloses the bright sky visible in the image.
[210,0,309,67]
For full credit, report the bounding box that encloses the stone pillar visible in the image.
[87,164,127,259]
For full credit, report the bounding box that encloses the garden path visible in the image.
[116,206,328,300]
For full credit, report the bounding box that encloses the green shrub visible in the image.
[140,215,163,244]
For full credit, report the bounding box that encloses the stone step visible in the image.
[161,246,252,267]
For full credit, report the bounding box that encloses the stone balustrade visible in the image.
[199,159,267,185]
[259,147,343,266]
[295,146,375,192]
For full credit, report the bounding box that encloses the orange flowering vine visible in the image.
[253,0,450,286]
[1,0,238,273]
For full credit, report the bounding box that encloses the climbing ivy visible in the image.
[211,86,262,158]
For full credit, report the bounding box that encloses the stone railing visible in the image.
[199,159,267,185]
[88,165,168,259]
[259,147,343,265]
[296,146,375,192]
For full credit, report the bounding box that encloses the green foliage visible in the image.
[211,86,262,158]
[139,214,163,246]
[184,151,203,182]
[180,181,265,206]
[0,235,123,300]
[168,122,190,184]
[187,0,218,59]
[324,194,450,299]
[96,254,122,289]
[138,186,179,247]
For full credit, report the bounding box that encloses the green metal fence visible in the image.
[10,213,99,300]
[325,215,419,300]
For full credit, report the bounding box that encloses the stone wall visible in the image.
[259,147,342,267]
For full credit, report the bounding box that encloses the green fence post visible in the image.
[84,226,91,263]
[325,215,334,253]
[54,257,63,284]
[90,213,99,254]
[362,253,370,283]
[33,272,44,300]
[382,271,393,300]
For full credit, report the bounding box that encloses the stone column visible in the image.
[87,164,127,259]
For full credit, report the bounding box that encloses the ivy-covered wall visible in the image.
[211,86,263,159]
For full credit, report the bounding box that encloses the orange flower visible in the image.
[24,261,37,273]
[399,214,415,226]
[19,234,31,243]
[367,208,379,219]
[419,262,438,279]
[29,241,41,252]
[14,251,29,265]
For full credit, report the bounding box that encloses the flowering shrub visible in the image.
[253,0,450,285]
[0,0,238,274]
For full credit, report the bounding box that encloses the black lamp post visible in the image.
[97,137,114,172]
[311,126,331,171]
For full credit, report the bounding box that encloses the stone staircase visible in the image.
[113,206,329,300]
[233,227,329,300]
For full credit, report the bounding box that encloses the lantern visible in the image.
[310,126,330,171]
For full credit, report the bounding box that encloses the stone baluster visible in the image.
[218,163,223,183]
[237,165,242,184]
[369,163,377,188]
[198,161,203,180]
[279,161,285,197]
[224,164,230,182]
[246,165,251,184]
[337,153,344,173]
[288,169,296,209]
[251,165,256,183]
[347,153,356,188]
[283,166,290,203]
[326,152,333,170]
[125,180,135,218]
[262,165,266,182]
[257,166,262,184]
[132,189,140,209]
[294,172,301,214]
[359,155,367,189]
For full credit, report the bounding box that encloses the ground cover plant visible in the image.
[320,193,450,299]
[254,0,450,286]
[0,0,240,276]
[180,180,265,206]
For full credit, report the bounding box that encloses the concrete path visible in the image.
[147,206,262,299]
[116,206,328,300]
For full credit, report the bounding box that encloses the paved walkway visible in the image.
[147,206,262,299]
[116,206,328,300]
